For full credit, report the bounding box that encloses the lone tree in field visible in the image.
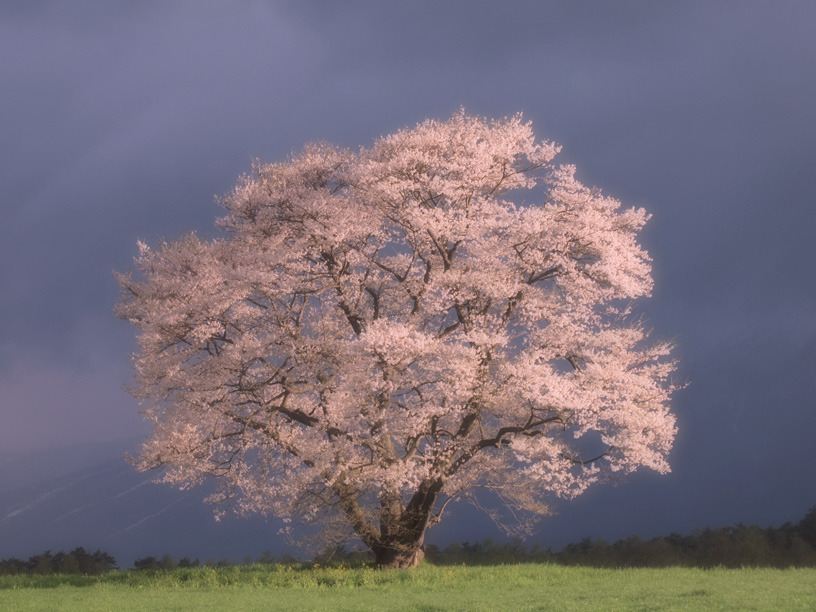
[116,111,677,568]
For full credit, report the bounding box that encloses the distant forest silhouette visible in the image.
[0,548,116,576]
[3,506,815,574]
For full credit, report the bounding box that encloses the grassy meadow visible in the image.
[2,563,815,611]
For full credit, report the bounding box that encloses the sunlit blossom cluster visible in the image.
[117,111,677,558]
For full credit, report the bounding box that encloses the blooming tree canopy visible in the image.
[116,111,677,567]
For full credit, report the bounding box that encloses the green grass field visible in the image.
[2,563,815,611]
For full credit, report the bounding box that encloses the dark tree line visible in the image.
[555,505,816,568]
[132,555,231,570]
[0,548,117,575]
[4,506,815,573]
[551,523,815,568]
[318,506,816,568]
[426,507,816,568]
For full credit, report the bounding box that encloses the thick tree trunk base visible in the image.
[375,545,425,569]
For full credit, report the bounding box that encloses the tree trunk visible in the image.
[374,542,425,569]
[372,478,442,568]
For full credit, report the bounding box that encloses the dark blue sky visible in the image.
[2,1,815,545]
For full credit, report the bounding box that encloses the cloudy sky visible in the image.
[2,1,814,544]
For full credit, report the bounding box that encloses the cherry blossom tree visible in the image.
[116,111,677,568]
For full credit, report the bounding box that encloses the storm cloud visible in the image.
[1,0,814,545]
